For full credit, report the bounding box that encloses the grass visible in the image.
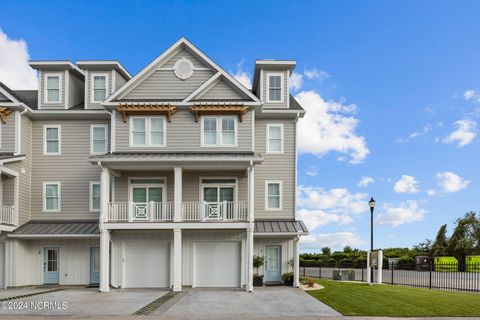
[307,279,480,317]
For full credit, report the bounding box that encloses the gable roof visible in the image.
[106,37,260,104]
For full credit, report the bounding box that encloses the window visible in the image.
[90,182,101,211]
[45,74,62,103]
[267,124,284,153]
[90,125,108,154]
[92,74,109,102]
[130,117,166,147]
[44,182,60,212]
[265,181,282,210]
[267,73,284,103]
[43,125,61,155]
[202,116,237,146]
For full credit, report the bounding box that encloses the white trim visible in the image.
[64,70,69,109]
[251,109,255,152]
[90,124,108,155]
[199,176,238,203]
[259,69,264,102]
[265,180,283,211]
[266,72,284,103]
[200,116,237,147]
[43,181,61,212]
[14,112,20,154]
[129,116,167,147]
[44,72,63,104]
[266,123,284,154]
[90,72,110,103]
[183,72,221,102]
[43,125,61,155]
[104,222,250,229]
[84,70,89,109]
[111,110,116,152]
[127,176,167,203]
[89,181,101,212]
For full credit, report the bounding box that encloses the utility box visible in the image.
[332,270,355,281]
[434,256,458,272]
[415,256,431,271]
[466,256,480,272]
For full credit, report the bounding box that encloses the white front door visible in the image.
[124,241,170,288]
[193,241,241,287]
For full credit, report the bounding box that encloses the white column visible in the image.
[100,167,110,223]
[247,165,254,222]
[377,250,383,284]
[293,236,300,287]
[173,228,182,291]
[174,167,182,222]
[246,226,254,292]
[99,229,111,292]
[367,251,371,284]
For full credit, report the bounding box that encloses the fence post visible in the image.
[391,262,394,285]
[319,266,322,279]
[361,267,364,282]
[429,261,432,290]
[303,266,306,277]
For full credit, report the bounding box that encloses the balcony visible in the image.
[105,201,248,223]
[0,205,16,226]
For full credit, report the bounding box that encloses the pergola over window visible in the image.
[116,103,177,123]
[189,103,249,122]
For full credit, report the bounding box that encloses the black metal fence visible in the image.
[300,262,480,293]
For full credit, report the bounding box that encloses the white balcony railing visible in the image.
[182,201,248,222]
[106,202,174,222]
[0,205,15,225]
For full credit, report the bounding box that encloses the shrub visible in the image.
[253,255,264,275]
[339,259,354,268]
[397,255,414,269]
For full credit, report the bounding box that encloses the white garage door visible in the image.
[194,241,241,287]
[124,241,170,288]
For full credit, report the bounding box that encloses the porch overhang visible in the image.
[254,220,309,237]
[8,221,100,239]
[90,152,263,170]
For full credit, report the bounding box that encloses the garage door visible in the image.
[194,241,241,287]
[124,241,170,288]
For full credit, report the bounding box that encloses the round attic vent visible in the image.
[173,57,194,80]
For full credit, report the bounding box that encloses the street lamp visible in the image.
[368,197,376,283]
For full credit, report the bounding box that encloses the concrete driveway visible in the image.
[0,287,168,316]
[158,287,341,319]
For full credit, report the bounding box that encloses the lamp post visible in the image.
[368,197,376,283]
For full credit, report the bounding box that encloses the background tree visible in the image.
[448,212,479,262]
[321,247,331,256]
[430,224,449,257]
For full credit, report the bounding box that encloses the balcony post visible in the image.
[173,228,182,291]
[246,226,254,292]
[100,166,110,223]
[247,164,254,222]
[293,236,300,287]
[174,167,182,222]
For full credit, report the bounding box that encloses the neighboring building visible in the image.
[0,38,307,291]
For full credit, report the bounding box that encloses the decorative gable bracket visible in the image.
[116,103,177,122]
[189,103,249,122]
[0,107,12,124]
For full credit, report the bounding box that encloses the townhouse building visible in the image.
[0,38,308,291]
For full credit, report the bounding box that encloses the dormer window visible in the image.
[266,73,284,103]
[45,74,62,103]
[92,73,109,103]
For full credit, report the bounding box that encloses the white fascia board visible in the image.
[76,61,132,79]
[104,222,250,230]
[29,61,85,77]
[253,232,308,237]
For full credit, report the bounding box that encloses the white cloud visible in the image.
[358,176,374,187]
[298,209,352,231]
[289,71,303,92]
[304,67,329,81]
[377,201,427,227]
[427,189,437,196]
[395,125,432,143]
[296,91,369,164]
[464,90,479,101]
[305,166,318,177]
[393,175,419,194]
[298,185,369,215]
[230,60,252,89]
[300,232,364,251]
[0,29,37,89]
[436,171,470,193]
[443,119,476,147]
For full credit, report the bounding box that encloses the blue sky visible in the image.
[1,1,480,252]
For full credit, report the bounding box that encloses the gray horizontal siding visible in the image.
[262,69,288,109]
[124,69,214,100]
[115,109,252,152]
[254,119,295,219]
[115,70,128,91]
[30,119,109,220]
[1,111,16,153]
[198,79,245,100]
[162,48,209,69]
[68,71,84,109]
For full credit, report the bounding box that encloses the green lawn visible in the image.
[307,279,480,317]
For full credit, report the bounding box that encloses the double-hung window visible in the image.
[266,124,284,153]
[267,73,284,103]
[130,117,166,147]
[44,125,61,155]
[90,182,101,212]
[44,182,60,212]
[91,125,108,154]
[92,74,108,102]
[45,74,61,103]
[202,116,236,146]
[265,181,282,210]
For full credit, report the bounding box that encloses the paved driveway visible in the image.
[158,287,341,319]
[0,287,168,316]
